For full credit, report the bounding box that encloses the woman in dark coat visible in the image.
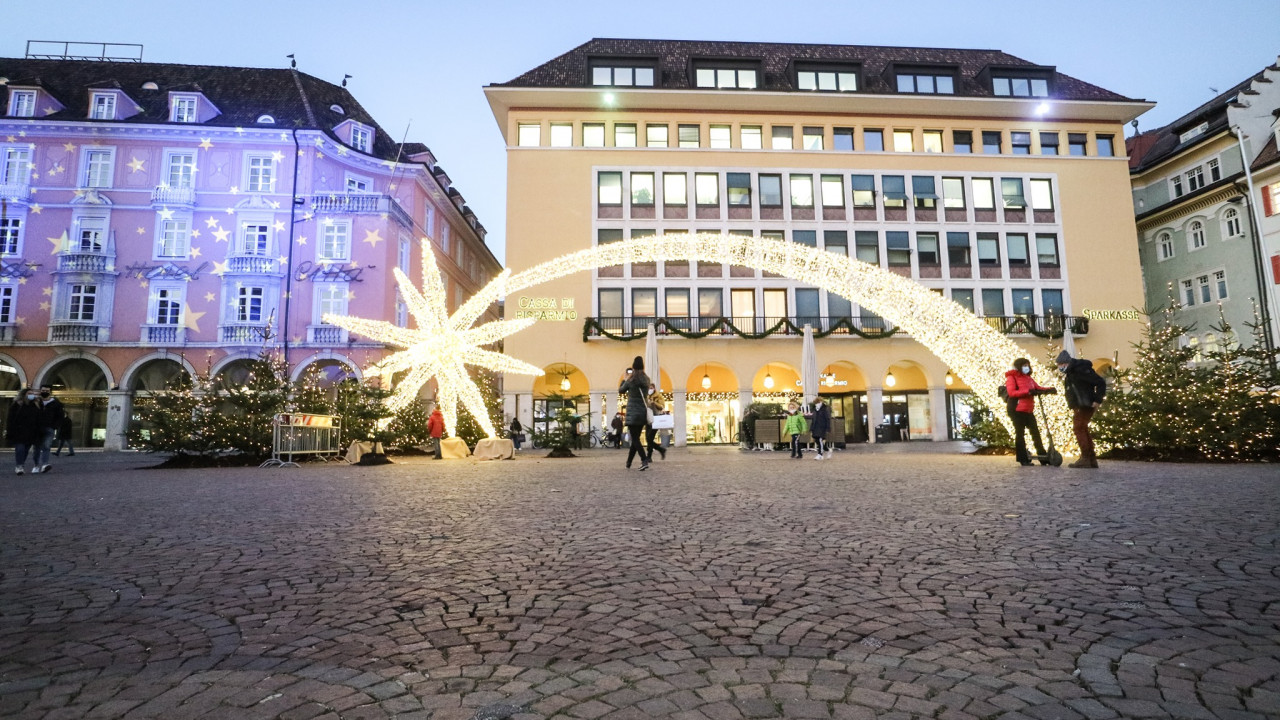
[7,388,45,475]
[618,356,652,471]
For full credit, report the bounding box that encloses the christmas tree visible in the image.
[451,369,505,447]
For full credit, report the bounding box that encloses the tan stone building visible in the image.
[486,39,1151,446]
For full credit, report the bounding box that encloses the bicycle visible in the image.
[585,428,619,448]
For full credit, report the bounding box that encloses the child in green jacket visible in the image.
[783,401,808,459]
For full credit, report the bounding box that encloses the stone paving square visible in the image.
[0,447,1277,719]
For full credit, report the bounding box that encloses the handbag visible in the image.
[645,406,655,424]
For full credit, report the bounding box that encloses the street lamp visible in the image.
[945,370,954,386]
[763,363,774,389]
[884,370,897,388]
[701,364,711,390]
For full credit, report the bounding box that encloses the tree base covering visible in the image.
[545,447,576,458]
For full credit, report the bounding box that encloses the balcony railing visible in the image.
[57,252,112,273]
[226,256,281,274]
[0,181,31,203]
[584,315,1088,341]
[151,185,195,206]
[142,324,184,345]
[306,325,347,344]
[309,191,413,229]
[50,324,108,343]
[220,324,271,344]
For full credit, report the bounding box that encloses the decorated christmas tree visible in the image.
[452,369,505,447]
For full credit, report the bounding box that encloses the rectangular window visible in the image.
[942,177,966,208]
[886,231,911,267]
[947,232,971,266]
[240,223,270,255]
[90,93,116,120]
[663,173,687,205]
[952,288,975,312]
[709,125,731,149]
[614,124,637,147]
[1006,233,1029,266]
[344,175,370,192]
[759,174,782,206]
[917,233,939,265]
[1182,279,1195,307]
[993,76,1049,97]
[517,123,541,147]
[152,286,183,325]
[166,152,195,189]
[1011,132,1032,155]
[1042,290,1064,318]
[698,288,723,318]
[591,65,655,87]
[316,284,348,323]
[694,173,719,205]
[792,230,817,247]
[771,126,793,150]
[1186,166,1205,192]
[8,89,36,117]
[981,289,1005,316]
[1068,133,1087,156]
[882,175,907,208]
[1172,176,1184,197]
[1208,158,1221,182]
[75,216,106,252]
[632,288,657,318]
[851,175,875,207]
[953,130,973,153]
[157,217,190,258]
[740,125,762,149]
[1029,178,1054,210]
[398,237,411,271]
[549,123,572,147]
[1001,178,1027,208]
[237,286,264,323]
[597,229,623,245]
[665,289,690,319]
[982,131,1002,154]
[797,68,859,92]
[694,66,758,89]
[1215,270,1228,299]
[597,171,622,205]
[583,123,605,147]
[762,289,787,322]
[1036,234,1059,267]
[0,218,21,255]
[854,231,879,265]
[922,130,943,153]
[824,230,848,254]
[726,172,751,206]
[977,233,1000,266]
[802,126,824,150]
[820,175,844,207]
[631,172,655,205]
[1040,132,1059,155]
[897,72,954,94]
[246,155,275,193]
[863,128,884,152]
[1096,134,1115,157]
[789,174,814,208]
[912,176,937,209]
[833,127,854,151]
[1198,275,1211,304]
[83,149,113,188]
[645,124,668,147]
[0,286,15,322]
[1012,288,1035,316]
[893,129,914,152]
[2,147,31,184]
[320,221,351,260]
[678,124,700,148]
[350,125,371,152]
[68,284,98,321]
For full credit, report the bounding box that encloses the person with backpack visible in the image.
[1056,350,1107,469]
[1004,358,1055,467]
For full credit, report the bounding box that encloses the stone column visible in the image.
[517,393,534,429]
[104,389,131,451]
[737,389,752,445]
[928,386,949,441]
[588,391,603,437]
[673,390,687,447]
[866,386,884,442]
[503,393,517,428]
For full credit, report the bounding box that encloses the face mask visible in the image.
[1020,366,1030,375]
[26,394,36,401]
[40,392,50,398]
[1057,365,1068,372]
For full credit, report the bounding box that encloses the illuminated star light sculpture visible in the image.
[324,239,543,438]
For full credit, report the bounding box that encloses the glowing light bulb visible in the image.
[764,372,774,389]
[945,371,954,386]
[560,376,571,392]
[702,373,711,390]
[885,371,897,388]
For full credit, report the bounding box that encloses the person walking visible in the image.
[784,401,808,459]
[428,407,446,459]
[509,417,524,451]
[53,414,75,456]
[610,411,624,449]
[35,385,64,474]
[7,388,45,475]
[810,397,832,460]
[1005,358,1054,467]
[645,398,667,461]
[1056,350,1107,468]
[618,356,652,471]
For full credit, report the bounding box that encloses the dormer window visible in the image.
[693,62,759,90]
[590,60,656,87]
[7,89,36,117]
[993,76,1050,97]
[171,95,198,123]
[350,124,371,153]
[895,68,955,94]
[795,63,859,92]
[1179,122,1209,144]
[90,92,116,120]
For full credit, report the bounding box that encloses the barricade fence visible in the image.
[261,413,342,468]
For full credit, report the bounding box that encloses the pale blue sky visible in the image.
[7,0,1279,263]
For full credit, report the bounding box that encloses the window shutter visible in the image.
[1271,254,1280,285]
[1263,185,1276,216]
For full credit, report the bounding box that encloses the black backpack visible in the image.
[996,383,1018,415]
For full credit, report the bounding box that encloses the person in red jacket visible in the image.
[1004,358,1053,467]
[427,408,445,459]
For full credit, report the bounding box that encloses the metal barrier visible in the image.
[260,413,342,468]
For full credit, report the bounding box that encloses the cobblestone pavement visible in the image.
[1,447,1277,719]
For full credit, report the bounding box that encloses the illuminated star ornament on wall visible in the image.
[324,240,544,438]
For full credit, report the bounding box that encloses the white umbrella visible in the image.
[801,324,820,405]
[1059,313,1078,359]
[644,325,660,394]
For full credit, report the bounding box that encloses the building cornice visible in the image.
[1135,182,1241,230]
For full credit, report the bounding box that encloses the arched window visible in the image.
[1224,207,1241,237]
[1189,220,1206,249]
[1202,332,1219,356]
[1157,232,1174,260]
[256,114,275,124]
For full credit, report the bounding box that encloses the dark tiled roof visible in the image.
[1252,133,1279,171]
[495,38,1136,102]
[1127,73,1262,173]
[0,57,400,160]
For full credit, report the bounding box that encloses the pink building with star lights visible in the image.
[0,52,500,449]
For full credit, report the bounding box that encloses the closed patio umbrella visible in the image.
[801,324,820,405]
[644,325,660,395]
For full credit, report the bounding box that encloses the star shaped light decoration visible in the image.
[324,239,543,438]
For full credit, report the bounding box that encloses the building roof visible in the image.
[1126,73,1262,173]
[493,37,1138,102]
[1251,133,1279,171]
